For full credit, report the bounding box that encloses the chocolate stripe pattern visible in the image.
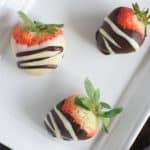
[54,107,78,140]
[103,37,115,54]
[104,17,140,50]
[48,111,62,138]
[97,17,140,54]
[44,106,78,140]
[99,28,121,48]
[96,7,145,55]
[16,46,63,69]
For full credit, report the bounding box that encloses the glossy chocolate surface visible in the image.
[44,100,89,140]
[96,8,146,54]
[16,46,63,69]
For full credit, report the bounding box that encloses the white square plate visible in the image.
[0,0,150,149]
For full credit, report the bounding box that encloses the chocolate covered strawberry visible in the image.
[44,78,122,140]
[96,3,150,54]
[11,11,64,75]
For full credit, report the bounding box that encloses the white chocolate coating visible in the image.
[11,33,65,75]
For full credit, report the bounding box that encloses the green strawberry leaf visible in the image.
[74,96,92,111]
[102,123,108,133]
[18,11,35,26]
[93,88,100,102]
[34,21,44,26]
[84,78,95,99]
[47,26,57,34]
[100,102,111,109]
[74,78,123,134]
[22,26,40,32]
[18,11,63,34]
[132,3,150,26]
[101,117,110,133]
[102,107,123,118]
[48,24,64,28]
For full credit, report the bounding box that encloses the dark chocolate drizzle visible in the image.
[96,7,145,54]
[57,100,88,140]
[18,64,57,69]
[109,8,145,45]
[16,46,63,69]
[44,99,89,140]
[51,109,72,140]
[44,114,56,137]
[17,57,50,65]
[16,46,63,57]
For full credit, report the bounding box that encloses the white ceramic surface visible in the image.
[0,0,150,149]
[0,0,35,57]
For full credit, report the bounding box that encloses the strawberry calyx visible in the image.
[12,24,63,46]
[132,3,150,27]
[18,11,64,34]
[117,3,150,38]
[61,96,99,137]
[74,78,123,133]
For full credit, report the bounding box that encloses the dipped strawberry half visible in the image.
[11,11,64,75]
[96,3,150,55]
[44,78,123,140]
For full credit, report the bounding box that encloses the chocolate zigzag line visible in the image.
[100,21,134,54]
[18,64,58,69]
[104,17,140,51]
[45,100,90,140]
[17,57,50,65]
[16,46,64,69]
[44,107,78,140]
[51,108,73,140]
[16,46,63,57]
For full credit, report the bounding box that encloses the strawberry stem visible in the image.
[132,3,150,27]
[74,78,123,132]
[18,11,64,34]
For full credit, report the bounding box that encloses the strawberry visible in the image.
[61,95,99,139]
[12,11,64,46]
[117,3,150,38]
[44,78,123,140]
[11,11,64,75]
[96,3,150,55]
